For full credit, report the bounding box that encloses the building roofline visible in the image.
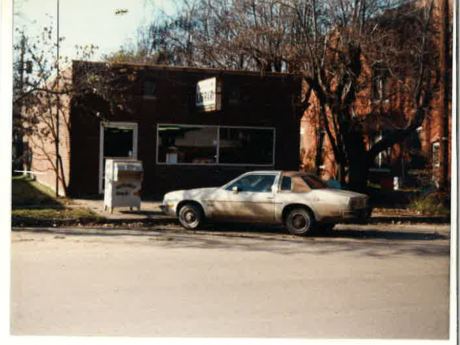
[71,60,300,78]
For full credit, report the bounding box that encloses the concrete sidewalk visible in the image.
[72,198,172,221]
[71,198,450,224]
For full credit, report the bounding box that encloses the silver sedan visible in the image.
[160,171,371,236]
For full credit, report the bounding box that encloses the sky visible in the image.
[13,0,177,60]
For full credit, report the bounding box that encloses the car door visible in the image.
[211,173,278,222]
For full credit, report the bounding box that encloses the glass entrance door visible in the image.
[99,123,138,193]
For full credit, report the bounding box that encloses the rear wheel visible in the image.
[285,208,314,236]
[178,203,203,229]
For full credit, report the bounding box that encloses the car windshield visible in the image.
[301,175,328,190]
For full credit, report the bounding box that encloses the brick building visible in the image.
[299,0,452,189]
[25,61,302,197]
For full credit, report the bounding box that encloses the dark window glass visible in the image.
[226,174,276,193]
[370,131,391,168]
[229,87,240,104]
[281,176,292,191]
[157,125,218,164]
[144,80,156,98]
[218,127,274,165]
[301,175,328,189]
[103,127,134,157]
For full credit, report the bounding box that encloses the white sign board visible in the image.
[196,77,222,112]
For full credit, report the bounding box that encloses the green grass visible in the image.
[12,207,99,220]
[12,175,104,225]
[12,175,63,206]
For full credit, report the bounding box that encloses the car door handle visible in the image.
[267,195,275,200]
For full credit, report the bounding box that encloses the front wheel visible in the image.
[285,208,314,236]
[178,203,203,229]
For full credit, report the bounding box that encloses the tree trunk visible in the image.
[345,131,369,193]
[348,159,370,193]
[439,0,450,191]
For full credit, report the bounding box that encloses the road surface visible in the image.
[11,222,451,339]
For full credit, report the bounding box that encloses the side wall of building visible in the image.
[25,68,72,196]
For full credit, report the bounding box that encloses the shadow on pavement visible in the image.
[119,210,165,217]
[13,221,449,242]
[12,224,450,258]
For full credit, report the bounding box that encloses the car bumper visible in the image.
[159,203,177,217]
[320,207,372,223]
[342,207,372,219]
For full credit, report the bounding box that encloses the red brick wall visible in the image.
[25,68,72,196]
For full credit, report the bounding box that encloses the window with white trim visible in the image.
[432,142,440,168]
[157,124,275,166]
[157,126,218,164]
[370,131,391,169]
[143,80,156,99]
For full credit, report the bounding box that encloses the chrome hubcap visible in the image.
[184,211,196,223]
[292,214,308,231]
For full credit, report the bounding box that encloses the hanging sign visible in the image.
[196,77,222,112]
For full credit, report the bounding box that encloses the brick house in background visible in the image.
[24,61,301,197]
[300,0,452,189]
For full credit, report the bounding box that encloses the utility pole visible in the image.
[19,34,25,99]
[439,0,450,191]
[55,0,60,197]
[14,34,26,173]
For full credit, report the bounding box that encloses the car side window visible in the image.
[280,176,292,191]
[225,174,276,193]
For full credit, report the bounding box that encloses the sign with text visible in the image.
[196,77,222,112]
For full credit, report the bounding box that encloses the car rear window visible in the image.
[301,175,328,189]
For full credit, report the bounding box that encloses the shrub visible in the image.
[409,192,450,216]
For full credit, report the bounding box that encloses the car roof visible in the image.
[243,170,282,174]
[244,171,318,178]
[244,170,315,174]
[281,171,318,178]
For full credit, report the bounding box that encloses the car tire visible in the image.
[285,208,314,236]
[178,203,203,230]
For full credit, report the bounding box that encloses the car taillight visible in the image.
[350,197,367,209]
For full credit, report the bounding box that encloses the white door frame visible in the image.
[99,121,138,194]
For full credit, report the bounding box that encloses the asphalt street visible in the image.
[11,222,451,339]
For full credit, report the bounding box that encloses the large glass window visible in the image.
[157,124,275,166]
[157,126,218,164]
[219,127,274,165]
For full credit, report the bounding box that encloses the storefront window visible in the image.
[219,127,274,165]
[157,125,218,164]
[157,124,275,166]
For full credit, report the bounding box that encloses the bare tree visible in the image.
[110,0,445,192]
[14,25,138,196]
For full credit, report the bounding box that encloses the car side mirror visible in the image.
[232,186,240,194]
